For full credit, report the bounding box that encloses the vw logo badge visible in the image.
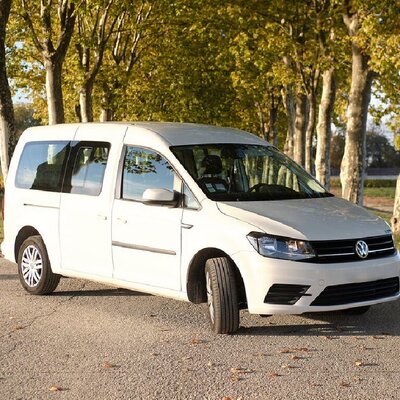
[355,240,369,259]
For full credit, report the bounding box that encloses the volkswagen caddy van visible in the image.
[2,122,400,333]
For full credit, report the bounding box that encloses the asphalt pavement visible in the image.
[1,258,400,400]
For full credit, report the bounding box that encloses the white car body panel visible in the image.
[58,124,127,277]
[218,196,391,241]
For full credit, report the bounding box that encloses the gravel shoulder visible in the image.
[1,258,400,400]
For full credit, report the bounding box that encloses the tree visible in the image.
[74,0,119,122]
[97,0,155,121]
[0,0,16,180]
[14,103,41,136]
[18,0,76,124]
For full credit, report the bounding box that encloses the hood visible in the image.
[217,196,391,241]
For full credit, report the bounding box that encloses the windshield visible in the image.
[171,144,333,201]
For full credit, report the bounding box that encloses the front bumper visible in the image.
[231,250,400,315]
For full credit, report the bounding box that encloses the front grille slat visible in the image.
[311,277,399,306]
[309,235,396,263]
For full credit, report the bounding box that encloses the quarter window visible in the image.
[122,147,175,201]
[63,143,110,196]
[15,141,70,192]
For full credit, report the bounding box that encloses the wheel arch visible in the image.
[14,226,41,262]
[186,247,247,307]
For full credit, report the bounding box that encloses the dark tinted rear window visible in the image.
[15,141,70,192]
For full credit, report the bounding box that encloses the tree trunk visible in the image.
[392,174,400,234]
[294,92,308,166]
[304,91,317,174]
[315,68,336,189]
[282,85,295,158]
[45,59,65,125]
[0,0,15,180]
[255,101,267,139]
[79,81,94,123]
[267,93,278,146]
[340,46,373,205]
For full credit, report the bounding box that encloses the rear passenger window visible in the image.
[63,143,110,196]
[15,141,70,192]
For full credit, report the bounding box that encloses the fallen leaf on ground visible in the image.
[230,367,253,374]
[281,364,296,369]
[354,360,364,367]
[207,361,215,368]
[49,386,63,392]
[278,348,292,354]
[14,326,25,331]
[340,381,350,387]
[291,355,300,360]
[294,347,310,352]
[102,362,116,369]
[269,372,281,378]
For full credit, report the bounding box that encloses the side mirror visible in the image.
[142,188,180,207]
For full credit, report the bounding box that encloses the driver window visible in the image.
[121,146,176,201]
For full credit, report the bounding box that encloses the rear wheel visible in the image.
[17,235,60,295]
[205,257,239,334]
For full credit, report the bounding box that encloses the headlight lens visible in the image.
[247,232,315,261]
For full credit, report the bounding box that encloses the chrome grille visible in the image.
[309,235,396,263]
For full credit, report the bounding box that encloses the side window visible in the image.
[183,184,200,210]
[63,142,110,196]
[122,146,175,201]
[15,141,70,192]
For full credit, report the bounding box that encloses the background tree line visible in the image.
[1,0,400,225]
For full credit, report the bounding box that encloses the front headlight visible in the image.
[247,232,315,261]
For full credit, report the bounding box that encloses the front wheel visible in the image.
[17,235,60,295]
[205,257,239,334]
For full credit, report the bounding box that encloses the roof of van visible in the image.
[131,122,267,146]
[23,122,269,146]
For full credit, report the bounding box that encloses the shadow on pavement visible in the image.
[52,288,151,297]
[238,301,400,337]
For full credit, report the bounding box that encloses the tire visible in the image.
[17,235,60,295]
[343,305,371,315]
[205,257,240,334]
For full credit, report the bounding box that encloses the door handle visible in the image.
[116,217,127,224]
[181,223,193,229]
[97,213,108,220]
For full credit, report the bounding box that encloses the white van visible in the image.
[2,122,399,333]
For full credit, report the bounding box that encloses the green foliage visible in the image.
[364,187,396,198]
[331,178,396,188]
[2,0,400,160]
[14,104,41,136]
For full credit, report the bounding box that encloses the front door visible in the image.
[112,145,183,291]
[59,125,126,277]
